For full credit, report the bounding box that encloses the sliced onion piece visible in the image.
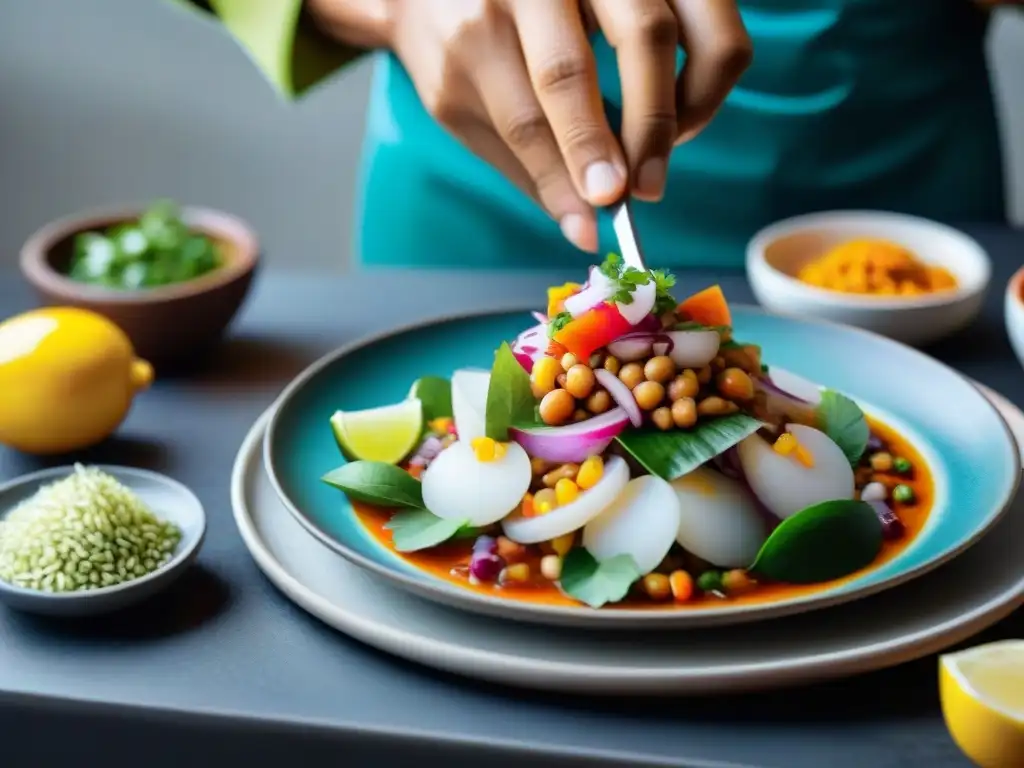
[755,376,818,425]
[615,279,656,326]
[583,475,681,574]
[865,499,906,540]
[594,368,642,427]
[509,407,629,463]
[501,456,630,544]
[564,267,615,317]
[511,322,548,373]
[605,335,654,363]
[531,311,548,324]
[665,330,720,368]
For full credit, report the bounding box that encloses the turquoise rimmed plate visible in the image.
[263,307,1020,629]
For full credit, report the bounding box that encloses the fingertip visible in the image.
[582,161,628,206]
[560,213,599,253]
[634,157,668,202]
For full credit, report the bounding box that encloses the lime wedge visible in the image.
[330,399,424,464]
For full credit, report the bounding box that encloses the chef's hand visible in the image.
[385,0,751,252]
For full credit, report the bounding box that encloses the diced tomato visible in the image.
[677,285,732,328]
[553,302,632,360]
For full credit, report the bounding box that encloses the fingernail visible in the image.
[560,214,598,252]
[584,162,624,204]
[636,158,667,201]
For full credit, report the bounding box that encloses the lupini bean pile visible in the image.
[0,465,181,593]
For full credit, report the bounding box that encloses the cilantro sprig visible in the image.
[547,311,573,338]
[598,253,677,313]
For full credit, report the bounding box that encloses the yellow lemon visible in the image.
[0,307,153,455]
[940,640,1024,768]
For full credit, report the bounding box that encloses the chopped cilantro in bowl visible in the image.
[67,200,222,290]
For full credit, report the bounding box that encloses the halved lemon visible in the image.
[940,639,1024,768]
[330,399,423,465]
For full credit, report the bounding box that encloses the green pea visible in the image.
[893,457,913,475]
[697,570,723,593]
[892,484,915,504]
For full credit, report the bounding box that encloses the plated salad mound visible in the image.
[323,256,933,609]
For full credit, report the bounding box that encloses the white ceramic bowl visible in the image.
[746,211,991,347]
[1005,266,1024,371]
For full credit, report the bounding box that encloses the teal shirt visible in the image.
[186,0,1006,270]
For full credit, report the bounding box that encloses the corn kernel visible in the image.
[555,478,580,506]
[576,456,604,490]
[551,532,575,557]
[471,436,498,462]
[669,570,694,602]
[531,356,562,398]
[642,573,671,601]
[773,432,797,456]
[492,441,508,460]
[540,554,562,581]
[429,417,453,435]
[503,563,531,583]
[533,488,557,515]
[773,432,814,468]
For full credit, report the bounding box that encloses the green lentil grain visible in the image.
[0,464,181,593]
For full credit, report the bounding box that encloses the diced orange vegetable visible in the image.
[547,282,581,318]
[677,285,732,328]
[669,570,694,602]
[553,303,632,360]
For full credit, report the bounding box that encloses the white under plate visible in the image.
[231,384,1024,696]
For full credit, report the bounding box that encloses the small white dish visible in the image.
[0,465,206,617]
[1005,266,1024,372]
[747,210,990,347]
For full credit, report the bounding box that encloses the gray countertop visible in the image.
[1,228,1022,768]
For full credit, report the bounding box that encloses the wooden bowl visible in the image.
[20,205,259,372]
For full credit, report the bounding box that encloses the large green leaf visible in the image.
[559,549,641,608]
[321,461,423,509]
[384,509,469,552]
[615,413,763,481]
[407,376,453,422]
[484,341,537,441]
[749,499,883,584]
[816,390,870,466]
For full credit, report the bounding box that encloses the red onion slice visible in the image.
[511,322,549,373]
[508,407,630,463]
[606,335,654,362]
[564,267,615,317]
[531,311,548,324]
[664,330,720,368]
[594,368,643,427]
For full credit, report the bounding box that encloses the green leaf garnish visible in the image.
[615,413,763,481]
[559,549,641,608]
[598,253,678,312]
[485,341,537,441]
[548,311,573,338]
[749,499,883,584]
[384,509,469,552]
[321,461,424,509]
[408,376,453,422]
[815,390,870,466]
